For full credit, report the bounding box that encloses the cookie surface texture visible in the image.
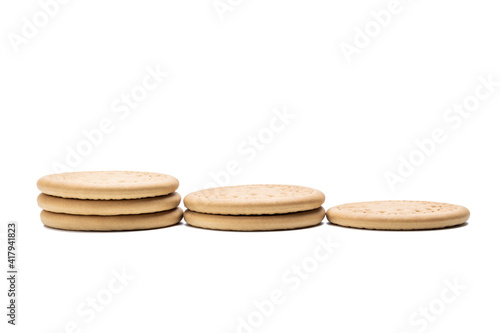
[40,208,183,231]
[184,184,325,215]
[37,192,181,215]
[184,207,325,231]
[37,171,179,199]
[326,201,470,230]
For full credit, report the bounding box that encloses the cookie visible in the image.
[37,171,179,200]
[184,207,325,231]
[184,184,325,215]
[37,192,181,215]
[40,207,183,231]
[326,201,470,230]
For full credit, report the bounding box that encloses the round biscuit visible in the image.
[37,192,181,215]
[184,207,325,231]
[184,184,325,215]
[40,208,183,231]
[37,171,179,200]
[326,201,470,230]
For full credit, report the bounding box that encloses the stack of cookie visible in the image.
[37,171,183,231]
[183,184,326,231]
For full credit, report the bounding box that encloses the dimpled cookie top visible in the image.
[37,171,179,200]
[184,184,325,215]
[329,201,468,220]
[326,200,470,230]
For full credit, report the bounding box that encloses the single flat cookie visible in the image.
[326,201,470,230]
[40,207,183,231]
[37,192,181,215]
[184,184,325,215]
[184,207,325,231]
[37,171,179,200]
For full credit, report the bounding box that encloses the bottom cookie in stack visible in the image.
[183,184,326,231]
[40,208,183,231]
[37,171,183,231]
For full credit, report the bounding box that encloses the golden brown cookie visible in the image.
[184,207,325,231]
[37,171,179,199]
[37,192,181,215]
[40,207,183,231]
[326,201,469,230]
[184,184,325,215]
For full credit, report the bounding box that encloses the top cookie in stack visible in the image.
[37,171,183,231]
[183,184,326,231]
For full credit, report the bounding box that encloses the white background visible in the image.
[1,0,499,332]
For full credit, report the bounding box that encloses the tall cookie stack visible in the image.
[184,184,326,231]
[37,171,183,231]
